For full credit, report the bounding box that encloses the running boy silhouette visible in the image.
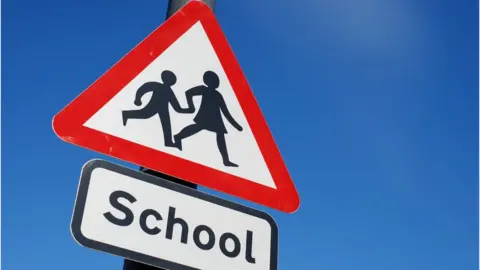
[122,70,190,147]
[173,71,243,167]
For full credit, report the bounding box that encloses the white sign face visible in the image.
[71,159,278,270]
[82,21,276,189]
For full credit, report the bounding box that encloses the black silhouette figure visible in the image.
[174,71,243,167]
[122,70,190,147]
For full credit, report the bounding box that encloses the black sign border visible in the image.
[71,159,278,270]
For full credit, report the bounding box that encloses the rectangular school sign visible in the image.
[71,159,278,270]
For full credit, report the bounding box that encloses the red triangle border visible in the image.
[52,1,300,213]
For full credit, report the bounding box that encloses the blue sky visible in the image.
[2,0,478,269]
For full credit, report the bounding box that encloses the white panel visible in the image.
[83,22,275,188]
[76,165,275,270]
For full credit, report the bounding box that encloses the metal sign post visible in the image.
[121,3,218,270]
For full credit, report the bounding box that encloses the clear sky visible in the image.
[2,0,478,269]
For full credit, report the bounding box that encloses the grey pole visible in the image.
[122,1,216,269]
[166,0,216,18]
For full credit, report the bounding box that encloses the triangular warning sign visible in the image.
[52,0,300,213]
